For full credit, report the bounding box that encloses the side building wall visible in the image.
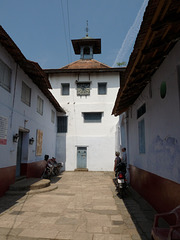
[127,41,180,212]
[0,43,57,196]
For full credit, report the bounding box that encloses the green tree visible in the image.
[116,62,127,67]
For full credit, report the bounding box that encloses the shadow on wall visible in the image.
[56,135,66,171]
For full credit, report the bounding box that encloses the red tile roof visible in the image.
[61,59,110,69]
[112,0,180,116]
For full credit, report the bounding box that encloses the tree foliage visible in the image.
[116,62,127,67]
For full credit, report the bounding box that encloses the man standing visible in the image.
[121,148,127,166]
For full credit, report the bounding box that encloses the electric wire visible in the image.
[60,0,70,64]
[66,0,72,62]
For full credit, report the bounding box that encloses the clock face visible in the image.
[77,83,90,96]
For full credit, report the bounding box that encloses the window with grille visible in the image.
[21,81,31,106]
[77,83,90,96]
[57,116,68,133]
[0,59,12,92]
[98,82,107,95]
[37,96,44,115]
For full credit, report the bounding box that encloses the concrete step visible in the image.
[9,178,50,191]
[6,178,58,195]
[74,168,88,171]
[6,184,58,195]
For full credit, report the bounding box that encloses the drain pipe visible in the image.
[10,63,18,129]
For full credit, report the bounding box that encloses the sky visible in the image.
[0,0,148,69]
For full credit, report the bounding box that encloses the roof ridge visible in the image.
[60,59,111,69]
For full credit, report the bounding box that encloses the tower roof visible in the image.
[61,59,110,69]
[71,37,101,55]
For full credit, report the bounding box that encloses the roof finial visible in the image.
[86,20,89,37]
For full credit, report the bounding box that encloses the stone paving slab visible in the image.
[0,172,156,240]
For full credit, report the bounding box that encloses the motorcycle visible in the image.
[42,155,63,179]
[115,162,127,198]
[42,155,54,179]
[51,157,63,176]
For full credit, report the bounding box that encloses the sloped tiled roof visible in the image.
[112,0,180,116]
[0,25,65,113]
[61,59,110,69]
[45,59,125,75]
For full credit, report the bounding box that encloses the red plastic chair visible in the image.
[151,205,180,240]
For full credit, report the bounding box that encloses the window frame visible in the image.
[0,59,12,92]
[138,118,145,154]
[37,95,44,115]
[21,81,31,106]
[98,82,107,95]
[57,116,68,133]
[61,83,70,96]
[137,103,146,119]
[83,112,103,123]
[77,82,90,96]
[51,110,55,123]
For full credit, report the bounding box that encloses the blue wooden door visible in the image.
[77,147,87,168]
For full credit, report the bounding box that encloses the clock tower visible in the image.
[46,23,123,172]
[71,22,101,60]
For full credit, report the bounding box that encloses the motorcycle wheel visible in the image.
[118,185,124,199]
[54,168,59,176]
[44,169,51,179]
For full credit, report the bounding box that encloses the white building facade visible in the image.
[0,26,65,196]
[46,36,124,171]
[128,41,180,184]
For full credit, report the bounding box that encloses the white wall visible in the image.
[50,72,120,171]
[0,43,57,168]
[127,41,180,183]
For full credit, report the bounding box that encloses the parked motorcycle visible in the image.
[42,155,54,179]
[115,162,127,198]
[42,155,63,179]
[51,157,63,176]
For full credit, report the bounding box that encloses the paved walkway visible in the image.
[0,172,156,240]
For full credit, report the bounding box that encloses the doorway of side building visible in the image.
[16,129,29,177]
[77,147,87,169]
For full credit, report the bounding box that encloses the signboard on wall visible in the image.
[0,116,8,145]
[36,129,43,156]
